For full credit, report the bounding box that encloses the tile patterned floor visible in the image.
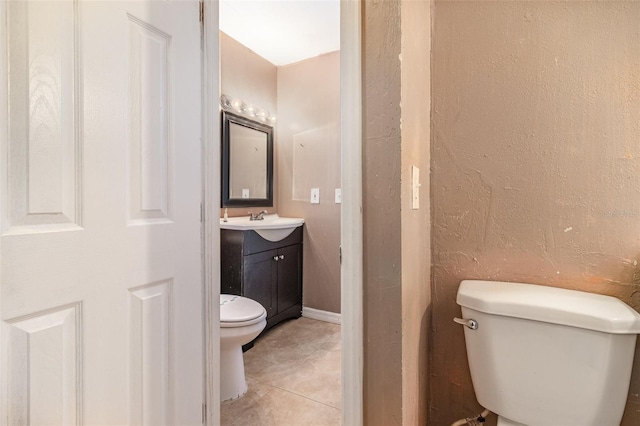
[221,317,341,426]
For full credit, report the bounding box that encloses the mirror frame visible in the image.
[221,110,274,207]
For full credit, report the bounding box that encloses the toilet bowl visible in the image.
[220,294,267,402]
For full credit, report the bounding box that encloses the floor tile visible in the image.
[221,377,271,425]
[271,349,342,409]
[221,317,342,425]
[228,386,340,426]
[319,330,341,352]
[258,317,340,351]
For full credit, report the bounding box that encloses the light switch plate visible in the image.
[311,188,320,204]
[412,166,420,210]
[242,188,250,199]
[335,188,342,204]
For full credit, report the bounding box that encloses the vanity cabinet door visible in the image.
[277,244,302,315]
[220,228,303,332]
[243,249,278,319]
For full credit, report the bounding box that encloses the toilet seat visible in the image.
[220,294,267,328]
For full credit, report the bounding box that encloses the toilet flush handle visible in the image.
[454,317,479,330]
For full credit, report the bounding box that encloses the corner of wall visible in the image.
[400,0,432,424]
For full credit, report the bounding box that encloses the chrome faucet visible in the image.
[249,210,268,221]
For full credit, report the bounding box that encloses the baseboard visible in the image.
[302,306,341,324]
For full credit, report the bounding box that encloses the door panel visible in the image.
[127,13,172,224]
[128,280,172,425]
[5,303,81,425]
[1,0,203,424]
[6,0,80,233]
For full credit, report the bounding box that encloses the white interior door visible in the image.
[0,0,203,424]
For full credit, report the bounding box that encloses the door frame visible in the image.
[202,0,221,424]
[202,0,364,424]
[0,0,6,422]
[340,0,363,424]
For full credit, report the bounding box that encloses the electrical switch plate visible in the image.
[412,166,420,210]
[311,188,320,204]
[335,188,342,204]
[242,189,250,199]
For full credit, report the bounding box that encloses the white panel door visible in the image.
[0,0,203,424]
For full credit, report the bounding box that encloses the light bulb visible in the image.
[220,94,231,109]
[231,99,245,112]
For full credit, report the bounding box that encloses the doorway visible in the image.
[203,0,363,424]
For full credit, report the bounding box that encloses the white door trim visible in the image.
[0,0,6,421]
[341,0,364,424]
[202,0,221,424]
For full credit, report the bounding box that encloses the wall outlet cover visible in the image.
[242,188,250,199]
[311,188,320,204]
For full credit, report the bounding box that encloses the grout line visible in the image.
[268,383,343,412]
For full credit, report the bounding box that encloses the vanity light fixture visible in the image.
[220,94,276,123]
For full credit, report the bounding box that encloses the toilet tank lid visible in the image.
[457,280,640,334]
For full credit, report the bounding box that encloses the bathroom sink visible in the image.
[220,214,304,241]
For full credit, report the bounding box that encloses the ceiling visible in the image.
[219,0,340,66]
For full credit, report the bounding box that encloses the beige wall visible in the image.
[363,0,403,422]
[400,1,431,424]
[277,52,341,314]
[431,1,640,425]
[362,0,431,424]
[221,33,342,313]
[220,32,278,216]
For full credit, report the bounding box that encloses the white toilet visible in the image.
[220,294,267,402]
[456,280,640,426]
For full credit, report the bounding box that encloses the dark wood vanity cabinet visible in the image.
[221,227,303,333]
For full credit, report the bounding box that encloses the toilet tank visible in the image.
[457,280,640,426]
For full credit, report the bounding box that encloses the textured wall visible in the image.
[362,0,432,423]
[276,52,341,314]
[400,1,431,424]
[363,0,403,423]
[431,1,640,425]
[220,32,278,216]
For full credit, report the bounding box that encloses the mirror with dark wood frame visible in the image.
[221,110,274,207]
